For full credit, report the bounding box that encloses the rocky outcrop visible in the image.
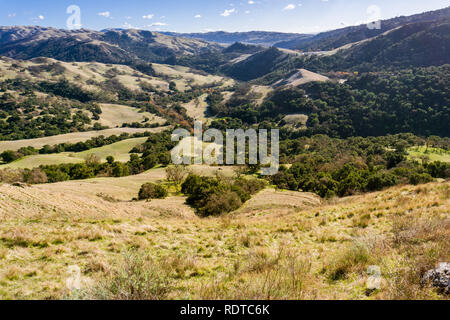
[421,263,450,294]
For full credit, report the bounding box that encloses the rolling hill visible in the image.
[0,173,447,299]
[276,6,450,51]
[0,27,222,65]
[163,31,312,47]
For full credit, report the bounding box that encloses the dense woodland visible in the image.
[209,66,450,138]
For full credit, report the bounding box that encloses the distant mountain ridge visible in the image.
[276,6,450,50]
[164,6,450,52]
[0,26,222,65]
[162,31,312,47]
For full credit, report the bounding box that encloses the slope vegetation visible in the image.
[0,178,447,300]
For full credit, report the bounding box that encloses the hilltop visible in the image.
[0,26,222,65]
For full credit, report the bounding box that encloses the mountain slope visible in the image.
[163,31,312,46]
[0,26,221,65]
[276,6,450,50]
[336,21,450,70]
[221,47,291,81]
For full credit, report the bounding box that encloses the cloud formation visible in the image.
[98,12,110,18]
[221,8,236,17]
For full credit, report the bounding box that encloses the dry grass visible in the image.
[97,104,165,128]
[0,127,167,152]
[1,137,150,169]
[0,177,448,300]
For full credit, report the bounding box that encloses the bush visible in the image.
[0,168,24,184]
[200,191,242,217]
[409,173,434,185]
[1,150,22,163]
[139,183,168,200]
[166,165,189,187]
[86,250,173,300]
[366,172,397,191]
[425,161,450,179]
[327,242,370,281]
[23,168,48,184]
[181,174,266,216]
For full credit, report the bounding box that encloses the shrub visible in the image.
[200,191,242,217]
[85,154,101,166]
[366,172,397,191]
[23,168,48,184]
[139,183,168,200]
[408,173,434,185]
[327,242,370,281]
[425,161,450,179]
[86,250,173,300]
[142,155,158,170]
[0,150,22,163]
[182,174,263,216]
[166,165,189,187]
[0,168,24,184]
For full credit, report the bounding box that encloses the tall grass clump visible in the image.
[86,250,173,300]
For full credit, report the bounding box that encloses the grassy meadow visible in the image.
[0,137,149,169]
[408,146,450,163]
[0,164,448,300]
[0,128,164,153]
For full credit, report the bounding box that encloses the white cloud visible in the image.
[221,8,236,17]
[38,15,45,20]
[195,14,202,18]
[142,14,154,19]
[123,22,135,29]
[283,4,296,11]
[248,0,255,4]
[8,13,16,18]
[98,11,110,18]
[148,22,168,27]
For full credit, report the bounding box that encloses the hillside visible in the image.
[0,55,235,142]
[233,19,450,83]
[221,47,291,81]
[276,6,450,50]
[0,27,221,65]
[0,174,447,299]
[333,21,450,70]
[163,31,312,47]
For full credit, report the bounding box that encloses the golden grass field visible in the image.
[96,104,166,128]
[0,57,233,94]
[0,164,448,300]
[182,94,209,121]
[0,137,149,169]
[0,127,167,153]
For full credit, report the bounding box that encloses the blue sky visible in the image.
[1,0,449,33]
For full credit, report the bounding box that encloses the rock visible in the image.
[11,182,28,188]
[421,262,450,294]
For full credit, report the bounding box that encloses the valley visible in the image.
[0,4,449,301]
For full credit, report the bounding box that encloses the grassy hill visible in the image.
[0,27,222,65]
[0,128,158,152]
[0,174,447,300]
[0,137,149,169]
[277,6,450,51]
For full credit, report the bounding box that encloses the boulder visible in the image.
[421,262,450,294]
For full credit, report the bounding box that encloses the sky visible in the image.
[1,0,449,34]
